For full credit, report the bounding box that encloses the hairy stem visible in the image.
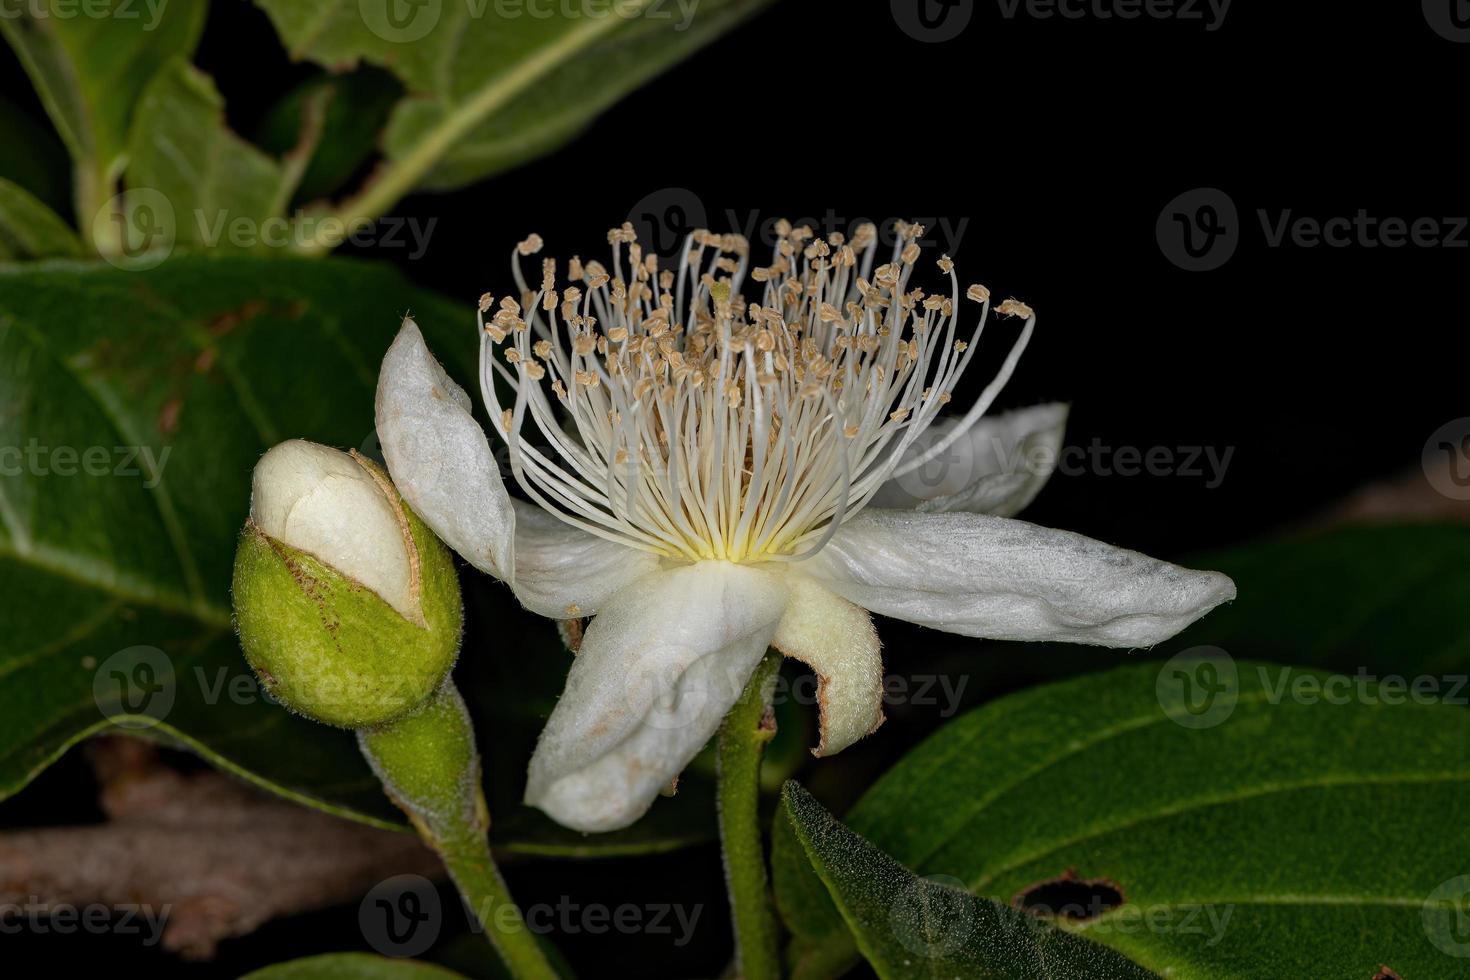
[717,649,782,980]
[358,683,558,980]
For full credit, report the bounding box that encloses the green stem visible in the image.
[359,683,558,980]
[717,649,783,980]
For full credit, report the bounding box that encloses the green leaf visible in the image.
[252,0,775,236]
[0,0,206,227]
[241,953,467,980]
[1174,523,1470,675]
[775,661,1470,979]
[0,255,711,856]
[125,59,295,253]
[0,177,83,260]
[781,781,1158,980]
[254,68,404,207]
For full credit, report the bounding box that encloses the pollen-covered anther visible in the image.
[997,298,1035,319]
[476,219,1036,564]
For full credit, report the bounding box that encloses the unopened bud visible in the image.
[232,440,462,729]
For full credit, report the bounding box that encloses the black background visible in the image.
[3,0,1466,975]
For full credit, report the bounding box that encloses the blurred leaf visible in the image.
[253,0,775,209]
[781,781,1158,980]
[255,68,403,206]
[0,177,82,260]
[0,0,205,225]
[775,661,1470,979]
[1173,522,1470,675]
[241,953,467,979]
[0,94,71,215]
[0,255,710,856]
[126,59,299,251]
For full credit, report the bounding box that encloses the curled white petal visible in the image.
[773,575,884,757]
[511,499,661,620]
[871,403,1068,517]
[250,439,414,618]
[375,317,515,581]
[525,561,787,832]
[803,509,1236,648]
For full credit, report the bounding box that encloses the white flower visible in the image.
[375,220,1236,833]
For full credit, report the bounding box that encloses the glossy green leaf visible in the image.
[775,661,1470,979]
[253,0,775,205]
[0,255,712,856]
[0,0,206,229]
[0,177,82,260]
[255,69,404,207]
[126,59,296,252]
[781,781,1158,980]
[241,953,467,980]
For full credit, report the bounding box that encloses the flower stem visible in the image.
[358,683,558,980]
[717,649,783,980]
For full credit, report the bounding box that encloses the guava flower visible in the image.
[375,221,1235,832]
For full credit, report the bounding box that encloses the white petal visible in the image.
[375,318,515,581]
[872,403,1069,516]
[511,500,662,620]
[805,509,1236,648]
[525,561,788,832]
[772,576,884,757]
[250,440,415,619]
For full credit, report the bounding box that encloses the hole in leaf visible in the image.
[1372,968,1402,980]
[1013,869,1125,922]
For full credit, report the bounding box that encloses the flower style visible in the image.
[374,220,1235,832]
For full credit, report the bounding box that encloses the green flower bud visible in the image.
[232,439,462,729]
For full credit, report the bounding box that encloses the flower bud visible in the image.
[232,439,462,729]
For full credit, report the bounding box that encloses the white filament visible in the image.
[476,221,1035,564]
